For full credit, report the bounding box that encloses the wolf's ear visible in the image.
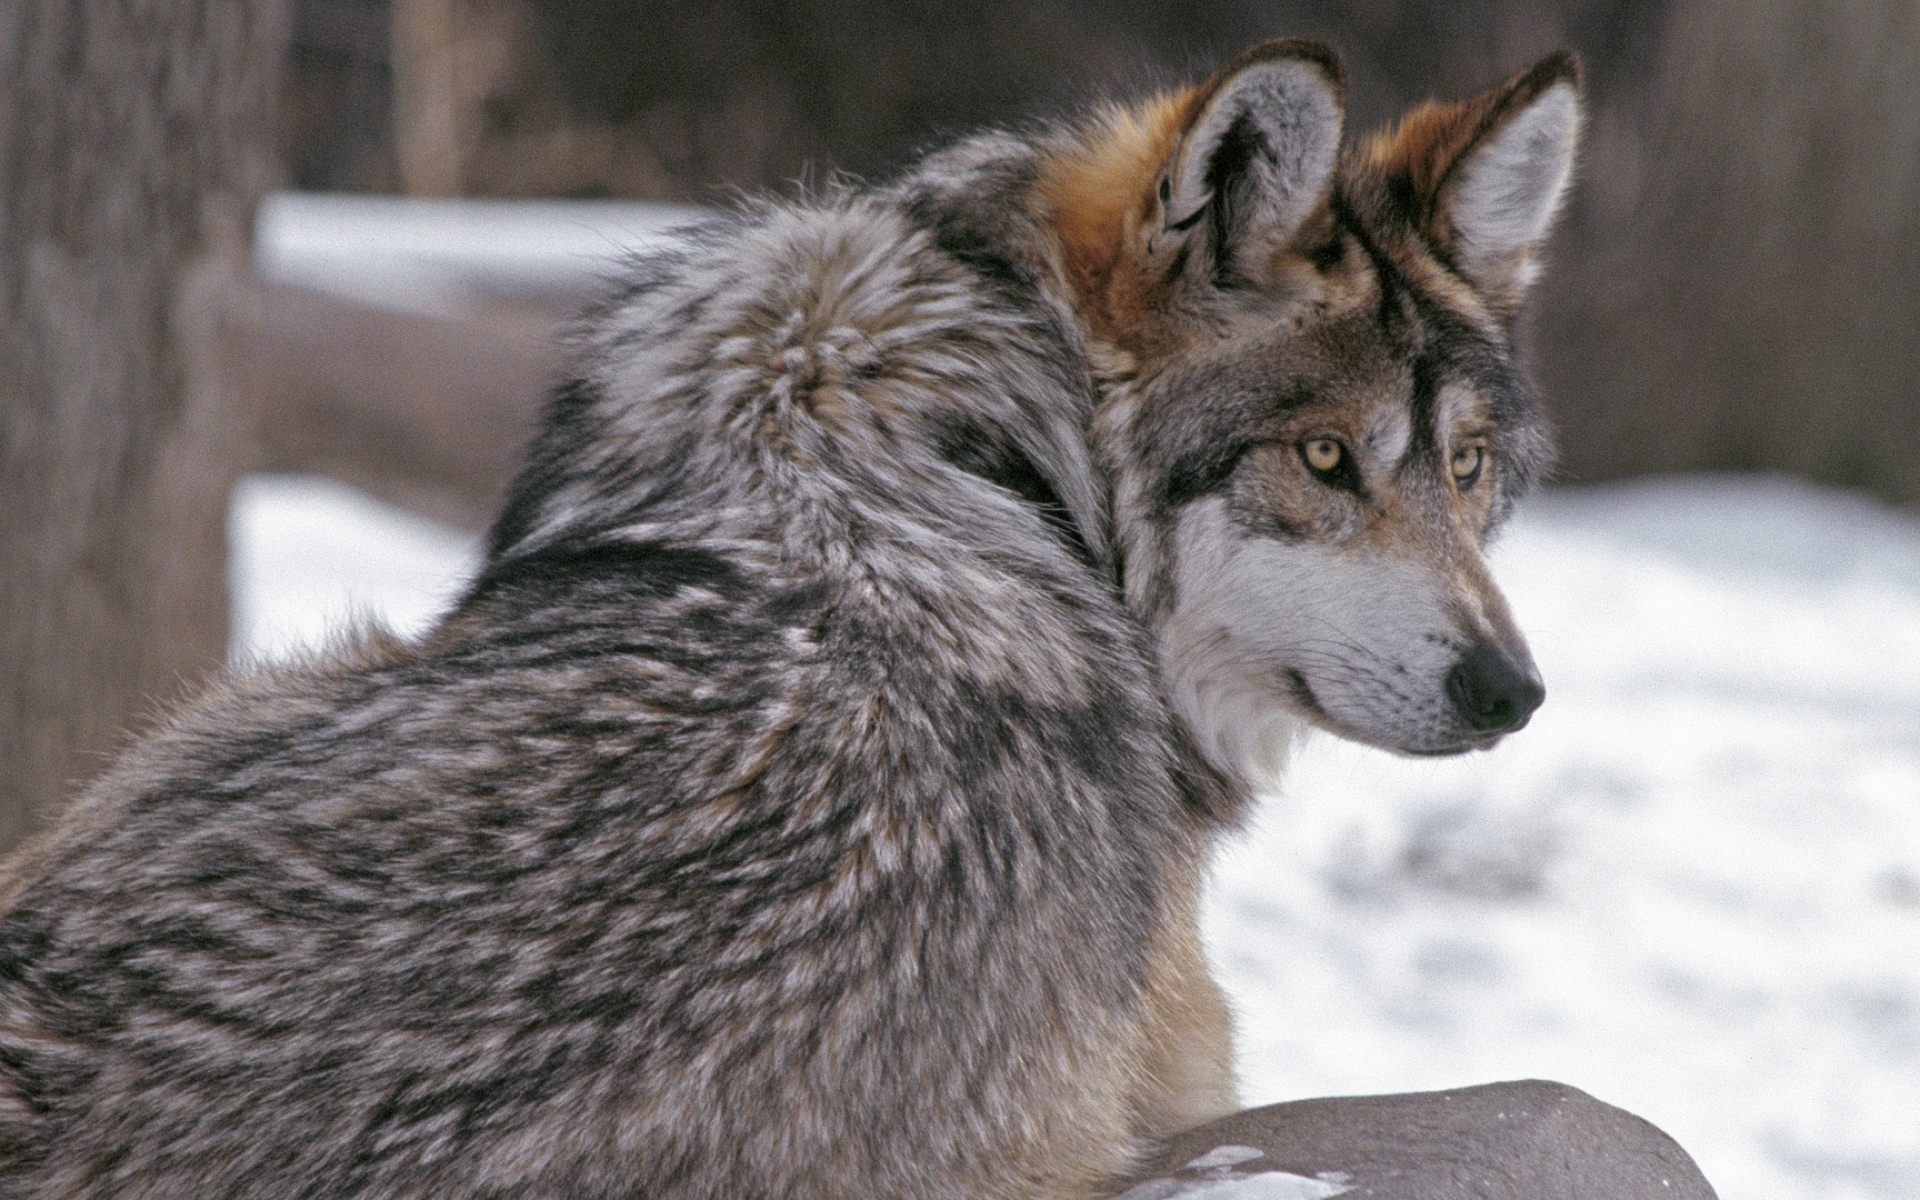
[1157,39,1345,286]
[1433,53,1583,303]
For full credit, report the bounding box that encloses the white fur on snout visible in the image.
[1161,499,1477,781]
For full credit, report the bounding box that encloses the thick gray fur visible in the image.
[0,168,1217,1200]
[0,42,1580,1200]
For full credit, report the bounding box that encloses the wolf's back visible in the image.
[0,191,1193,1200]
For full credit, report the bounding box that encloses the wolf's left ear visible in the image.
[1158,39,1346,285]
[1435,52,1583,303]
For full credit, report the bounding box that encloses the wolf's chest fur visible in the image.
[0,38,1580,1200]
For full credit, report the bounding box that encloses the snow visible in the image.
[1184,1146,1271,1171]
[226,471,1920,1200]
[1209,478,1920,1200]
[1115,1169,1353,1200]
[254,193,702,316]
[1106,1146,1355,1200]
[226,475,482,664]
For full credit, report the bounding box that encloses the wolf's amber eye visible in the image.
[1450,444,1486,489]
[1302,437,1345,475]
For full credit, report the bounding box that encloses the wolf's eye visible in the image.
[1450,444,1486,489]
[1302,437,1345,475]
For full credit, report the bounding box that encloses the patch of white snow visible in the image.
[1116,1171,1350,1200]
[1185,1146,1270,1171]
[226,474,481,665]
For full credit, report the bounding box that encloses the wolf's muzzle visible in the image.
[1446,642,1546,735]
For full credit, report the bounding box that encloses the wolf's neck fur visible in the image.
[1034,94,1195,351]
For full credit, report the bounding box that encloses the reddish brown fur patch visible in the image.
[1039,90,1197,348]
[1352,51,1582,257]
[1041,39,1348,354]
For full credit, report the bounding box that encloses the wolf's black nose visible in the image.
[1446,643,1545,734]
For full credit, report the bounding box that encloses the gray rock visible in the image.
[1110,1080,1718,1200]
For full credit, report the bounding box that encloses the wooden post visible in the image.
[0,0,288,851]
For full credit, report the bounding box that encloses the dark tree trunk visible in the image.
[0,0,289,851]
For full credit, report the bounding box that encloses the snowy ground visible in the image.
[229,471,1920,1200]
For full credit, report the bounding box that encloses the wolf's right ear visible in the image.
[1156,39,1346,286]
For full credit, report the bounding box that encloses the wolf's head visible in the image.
[1042,41,1580,787]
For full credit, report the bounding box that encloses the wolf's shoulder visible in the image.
[487,147,1113,587]
[575,154,1058,376]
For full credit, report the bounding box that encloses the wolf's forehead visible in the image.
[1361,407,1412,471]
[1323,231,1520,420]
[1323,191,1506,342]
[1353,379,1480,470]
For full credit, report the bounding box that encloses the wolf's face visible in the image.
[1046,41,1579,785]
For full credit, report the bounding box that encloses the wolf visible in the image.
[0,39,1578,1200]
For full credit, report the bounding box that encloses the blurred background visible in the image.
[3,2,1918,1197]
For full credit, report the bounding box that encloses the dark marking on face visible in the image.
[1161,439,1252,510]
[1330,190,1411,336]
[1306,229,1347,274]
[1407,353,1443,464]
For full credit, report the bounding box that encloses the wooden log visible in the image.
[221,274,563,531]
[1110,1080,1718,1199]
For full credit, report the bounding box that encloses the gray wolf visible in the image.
[0,39,1579,1200]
